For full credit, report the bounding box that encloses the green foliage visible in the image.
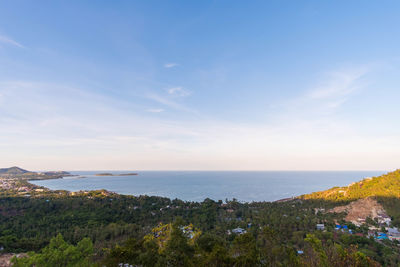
[231,233,259,266]
[302,235,380,267]
[303,169,400,201]
[162,221,195,266]
[304,234,328,267]
[11,234,94,267]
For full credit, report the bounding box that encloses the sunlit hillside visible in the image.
[302,170,400,201]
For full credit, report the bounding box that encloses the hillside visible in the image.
[0,167,28,175]
[301,169,400,201]
[302,169,400,226]
[0,167,72,180]
[328,197,388,226]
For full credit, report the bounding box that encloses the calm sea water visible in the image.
[30,171,385,202]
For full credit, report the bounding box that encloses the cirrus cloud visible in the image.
[0,34,24,48]
[167,87,190,97]
[164,63,178,68]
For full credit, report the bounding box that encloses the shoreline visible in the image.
[27,176,301,204]
[2,169,385,204]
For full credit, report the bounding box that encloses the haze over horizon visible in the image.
[1,1,400,171]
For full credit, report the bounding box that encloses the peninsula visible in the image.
[0,166,74,180]
[95,172,138,176]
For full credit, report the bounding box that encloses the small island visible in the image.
[95,173,138,176]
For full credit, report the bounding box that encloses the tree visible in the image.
[162,219,194,266]
[232,233,259,267]
[12,233,94,267]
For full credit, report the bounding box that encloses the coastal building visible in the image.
[353,218,366,227]
[376,232,388,240]
[368,230,376,238]
[387,227,400,241]
[232,227,246,234]
[180,225,196,239]
[314,208,325,215]
[335,224,350,232]
[377,214,391,226]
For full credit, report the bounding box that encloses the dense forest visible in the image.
[1,169,400,266]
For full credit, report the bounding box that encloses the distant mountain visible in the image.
[0,167,73,180]
[0,166,29,175]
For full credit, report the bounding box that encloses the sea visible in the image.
[30,171,385,203]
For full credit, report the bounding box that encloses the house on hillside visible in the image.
[377,214,391,226]
[376,232,388,240]
[387,227,400,241]
[368,230,376,238]
[335,224,351,233]
[316,224,325,230]
[314,208,325,215]
[232,227,246,234]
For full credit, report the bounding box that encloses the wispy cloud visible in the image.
[0,34,24,48]
[307,67,369,101]
[2,65,398,171]
[146,108,164,113]
[284,66,370,117]
[167,87,190,97]
[146,92,195,113]
[164,63,178,68]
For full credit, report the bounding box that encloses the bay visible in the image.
[30,170,385,202]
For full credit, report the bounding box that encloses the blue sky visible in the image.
[0,1,400,170]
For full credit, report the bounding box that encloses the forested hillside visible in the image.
[302,170,400,227]
[302,170,400,201]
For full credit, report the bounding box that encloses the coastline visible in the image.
[26,170,385,203]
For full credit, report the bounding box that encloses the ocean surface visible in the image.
[30,171,385,202]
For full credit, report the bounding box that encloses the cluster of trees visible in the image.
[12,234,94,267]
[0,192,398,265]
[11,221,383,267]
[9,220,383,267]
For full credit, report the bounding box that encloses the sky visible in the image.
[0,1,400,171]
